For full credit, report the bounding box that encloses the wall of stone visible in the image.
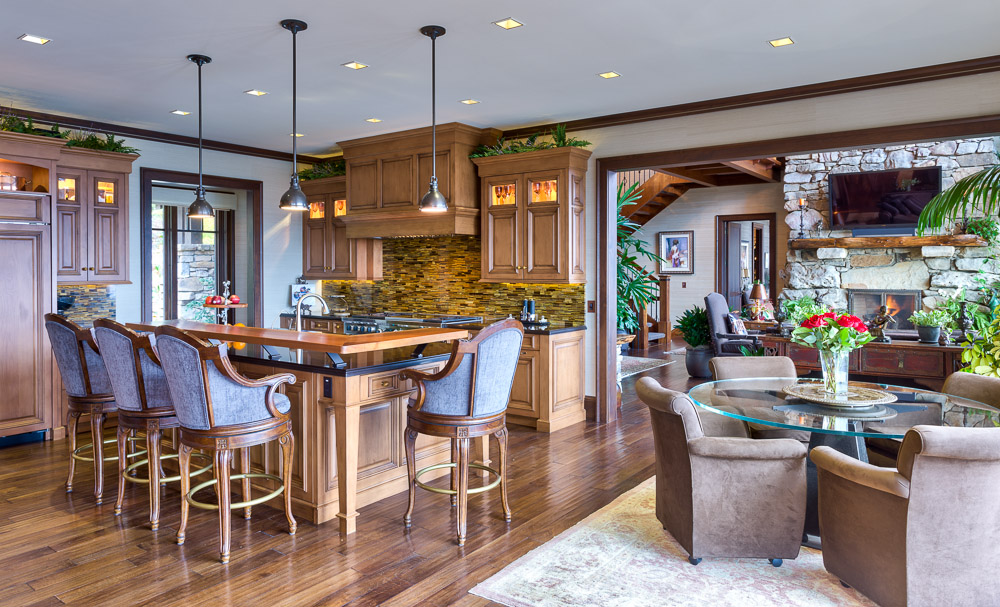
[58,285,116,328]
[322,236,585,324]
[176,243,217,321]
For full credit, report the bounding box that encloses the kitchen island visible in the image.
[127,320,470,535]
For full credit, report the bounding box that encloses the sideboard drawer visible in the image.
[860,349,944,378]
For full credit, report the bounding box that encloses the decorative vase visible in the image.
[685,346,713,378]
[818,349,849,396]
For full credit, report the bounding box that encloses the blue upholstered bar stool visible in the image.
[154,325,298,564]
[45,313,122,504]
[400,319,524,546]
[93,318,211,530]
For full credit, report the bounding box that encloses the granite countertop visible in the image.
[230,342,454,377]
[278,312,586,335]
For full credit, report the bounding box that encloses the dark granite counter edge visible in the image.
[278,312,586,336]
[230,350,452,378]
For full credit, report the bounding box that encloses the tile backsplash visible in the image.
[322,236,585,324]
[57,285,116,328]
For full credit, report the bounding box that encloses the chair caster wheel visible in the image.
[688,556,702,566]
[769,559,782,567]
[840,581,851,589]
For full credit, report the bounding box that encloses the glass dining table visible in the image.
[687,377,999,539]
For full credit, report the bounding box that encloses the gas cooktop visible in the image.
[341,313,482,334]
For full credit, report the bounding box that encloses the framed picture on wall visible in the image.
[657,231,694,274]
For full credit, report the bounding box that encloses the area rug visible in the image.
[619,356,672,378]
[470,477,875,607]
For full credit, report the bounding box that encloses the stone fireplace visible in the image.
[847,289,920,330]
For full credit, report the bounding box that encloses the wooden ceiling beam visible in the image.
[654,167,719,187]
[720,159,779,182]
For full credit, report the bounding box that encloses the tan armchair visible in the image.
[635,377,807,566]
[709,355,796,380]
[942,371,1000,407]
[811,425,1000,607]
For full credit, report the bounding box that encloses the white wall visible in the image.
[634,184,786,322]
[576,71,1000,395]
[114,139,299,327]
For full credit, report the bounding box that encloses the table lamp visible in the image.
[749,283,769,320]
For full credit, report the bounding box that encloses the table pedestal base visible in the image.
[804,421,867,538]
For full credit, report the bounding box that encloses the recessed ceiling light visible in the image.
[365,118,382,123]
[289,133,305,137]
[460,99,480,105]
[768,37,794,48]
[244,89,268,96]
[493,18,523,30]
[598,71,621,79]
[18,34,51,45]
[170,110,191,116]
[342,61,368,70]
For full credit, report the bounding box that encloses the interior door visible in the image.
[726,224,743,310]
[752,222,766,285]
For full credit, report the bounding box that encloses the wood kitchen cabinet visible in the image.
[56,147,137,284]
[300,175,382,281]
[338,123,500,238]
[473,147,590,284]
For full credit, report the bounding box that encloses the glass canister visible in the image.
[329,295,349,318]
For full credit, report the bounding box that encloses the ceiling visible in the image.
[2,0,998,155]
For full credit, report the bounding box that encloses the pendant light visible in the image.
[278,18,309,211]
[418,25,448,213]
[186,54,214,219]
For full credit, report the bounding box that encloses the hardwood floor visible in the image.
[0,354,698,607]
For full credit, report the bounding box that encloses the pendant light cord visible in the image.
[430,31,436,184]
[291,28,298,177]
[197,59,204,193]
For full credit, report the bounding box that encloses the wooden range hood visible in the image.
[337,122,499,238]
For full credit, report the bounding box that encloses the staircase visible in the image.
[617,170,699,227]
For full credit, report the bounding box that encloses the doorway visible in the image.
[715,213,777,312]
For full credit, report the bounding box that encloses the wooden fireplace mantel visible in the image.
[788,234,985,250]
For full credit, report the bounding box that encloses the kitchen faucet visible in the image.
[294,292,330,332]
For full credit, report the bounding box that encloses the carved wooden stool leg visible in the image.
[495,427,511,522]
[455,437,470,546]
[403,426,418,528]
[240,447,252,520]
[176,444,192,545]
[66,411,81,492]
[90,410,107,505]
[147,423,162,530]
[215,448,233,563]
[450,438,458,507]
[114,425,129,515]
[280,433,297,535]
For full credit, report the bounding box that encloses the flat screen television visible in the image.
[828,166,942,229]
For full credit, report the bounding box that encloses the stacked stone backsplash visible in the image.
[57,285,115,328]
[780,137,1000,311]
[321,236,585,324]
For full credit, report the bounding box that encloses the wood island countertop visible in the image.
[126,320,469,354]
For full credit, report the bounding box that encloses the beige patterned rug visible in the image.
[619,356,672,378]
[470,477,875,607]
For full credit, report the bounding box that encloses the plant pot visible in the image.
[916,326,941,344]
[685,346,713,378]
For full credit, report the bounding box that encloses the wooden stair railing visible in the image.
[629,276,671,351]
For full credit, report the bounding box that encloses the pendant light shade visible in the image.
[419,25,448,213]
[186,54,214,219]
[279,19,310,211]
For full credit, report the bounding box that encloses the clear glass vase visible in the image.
[818,349,849,396]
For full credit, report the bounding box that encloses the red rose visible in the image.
[801,313,831,329]
[836,314,869,333]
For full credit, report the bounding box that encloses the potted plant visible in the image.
[790,312,873,396]
[917,154,1000,233]
[676,306,712,378]
[960,313,1000,376]
[616,181,665,338]
[909,309,952,343]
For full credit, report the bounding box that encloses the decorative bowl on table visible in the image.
[782,382,897,408]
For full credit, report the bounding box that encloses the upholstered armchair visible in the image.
[942,371,1000,407]
[704,292,760,357]
[154,325,298,564]
[709,355,796,380]
[635,377,807,566]
[812,426,1000,607]
[45,313,117,503]
[399,319,524,546]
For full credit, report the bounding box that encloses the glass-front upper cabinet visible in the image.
[58,176,78,203]
[529,178,558,203]
[309,199,326,220]
[95,178,118,206]
[333,198,347,217]
[489,181,517,207]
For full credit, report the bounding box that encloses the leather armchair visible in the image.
[942,371,1000,408]
[635,377,807,566]
[705,292,760,356]
[811,425,1000,607]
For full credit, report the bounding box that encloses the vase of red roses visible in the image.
[790,312,873,396]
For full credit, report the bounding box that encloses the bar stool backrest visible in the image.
[44,313,111,398]
[416,319,524,418]
[94,318,172,413]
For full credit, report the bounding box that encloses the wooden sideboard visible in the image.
[760,335,964,390]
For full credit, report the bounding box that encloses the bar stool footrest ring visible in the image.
[124,451,213,485]
[72,436,146,463]
[414,462,502,495]
[186,473,285,511]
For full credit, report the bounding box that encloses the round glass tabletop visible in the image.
[687,377,1000,439]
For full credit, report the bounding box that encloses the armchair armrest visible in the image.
[688,436,806,461]
[810,446,910,499]
[214,355,296,418]
[400,354,468,411]
[715,332,761,341]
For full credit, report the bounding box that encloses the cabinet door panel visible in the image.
[56,206,86,278]
[509,351,539,418]
[484,207,521,281]
[525,204,562,280]
[380,156,414,208]
[359,399,397,476]
[329,221,356,278]
[91,207,125,281]
[348,161,378,211]
[302,219,329,278]
[551,338,584,411]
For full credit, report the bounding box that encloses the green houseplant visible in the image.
[780,296,828,326]
[298,157,346,181]
[917,152,1000,234]
[616,181,665,334]
[909,309,952,343]
[676,306,712,378]
[469,123,591,158]
[961,309,1000,377]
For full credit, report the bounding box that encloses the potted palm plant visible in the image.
[917,154,1000,233]
[617,181,665,338]
[676,306,712,377]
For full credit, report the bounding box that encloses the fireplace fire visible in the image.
[848,289,921,331]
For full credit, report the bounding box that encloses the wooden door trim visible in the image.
[594,113,1000,424]
[140,168,264,326]
[714,213,777,306]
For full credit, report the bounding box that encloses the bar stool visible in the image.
[45,313,131,505]
[93,319,211,530]
[154,325,298,564]
[400,319,523,546]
